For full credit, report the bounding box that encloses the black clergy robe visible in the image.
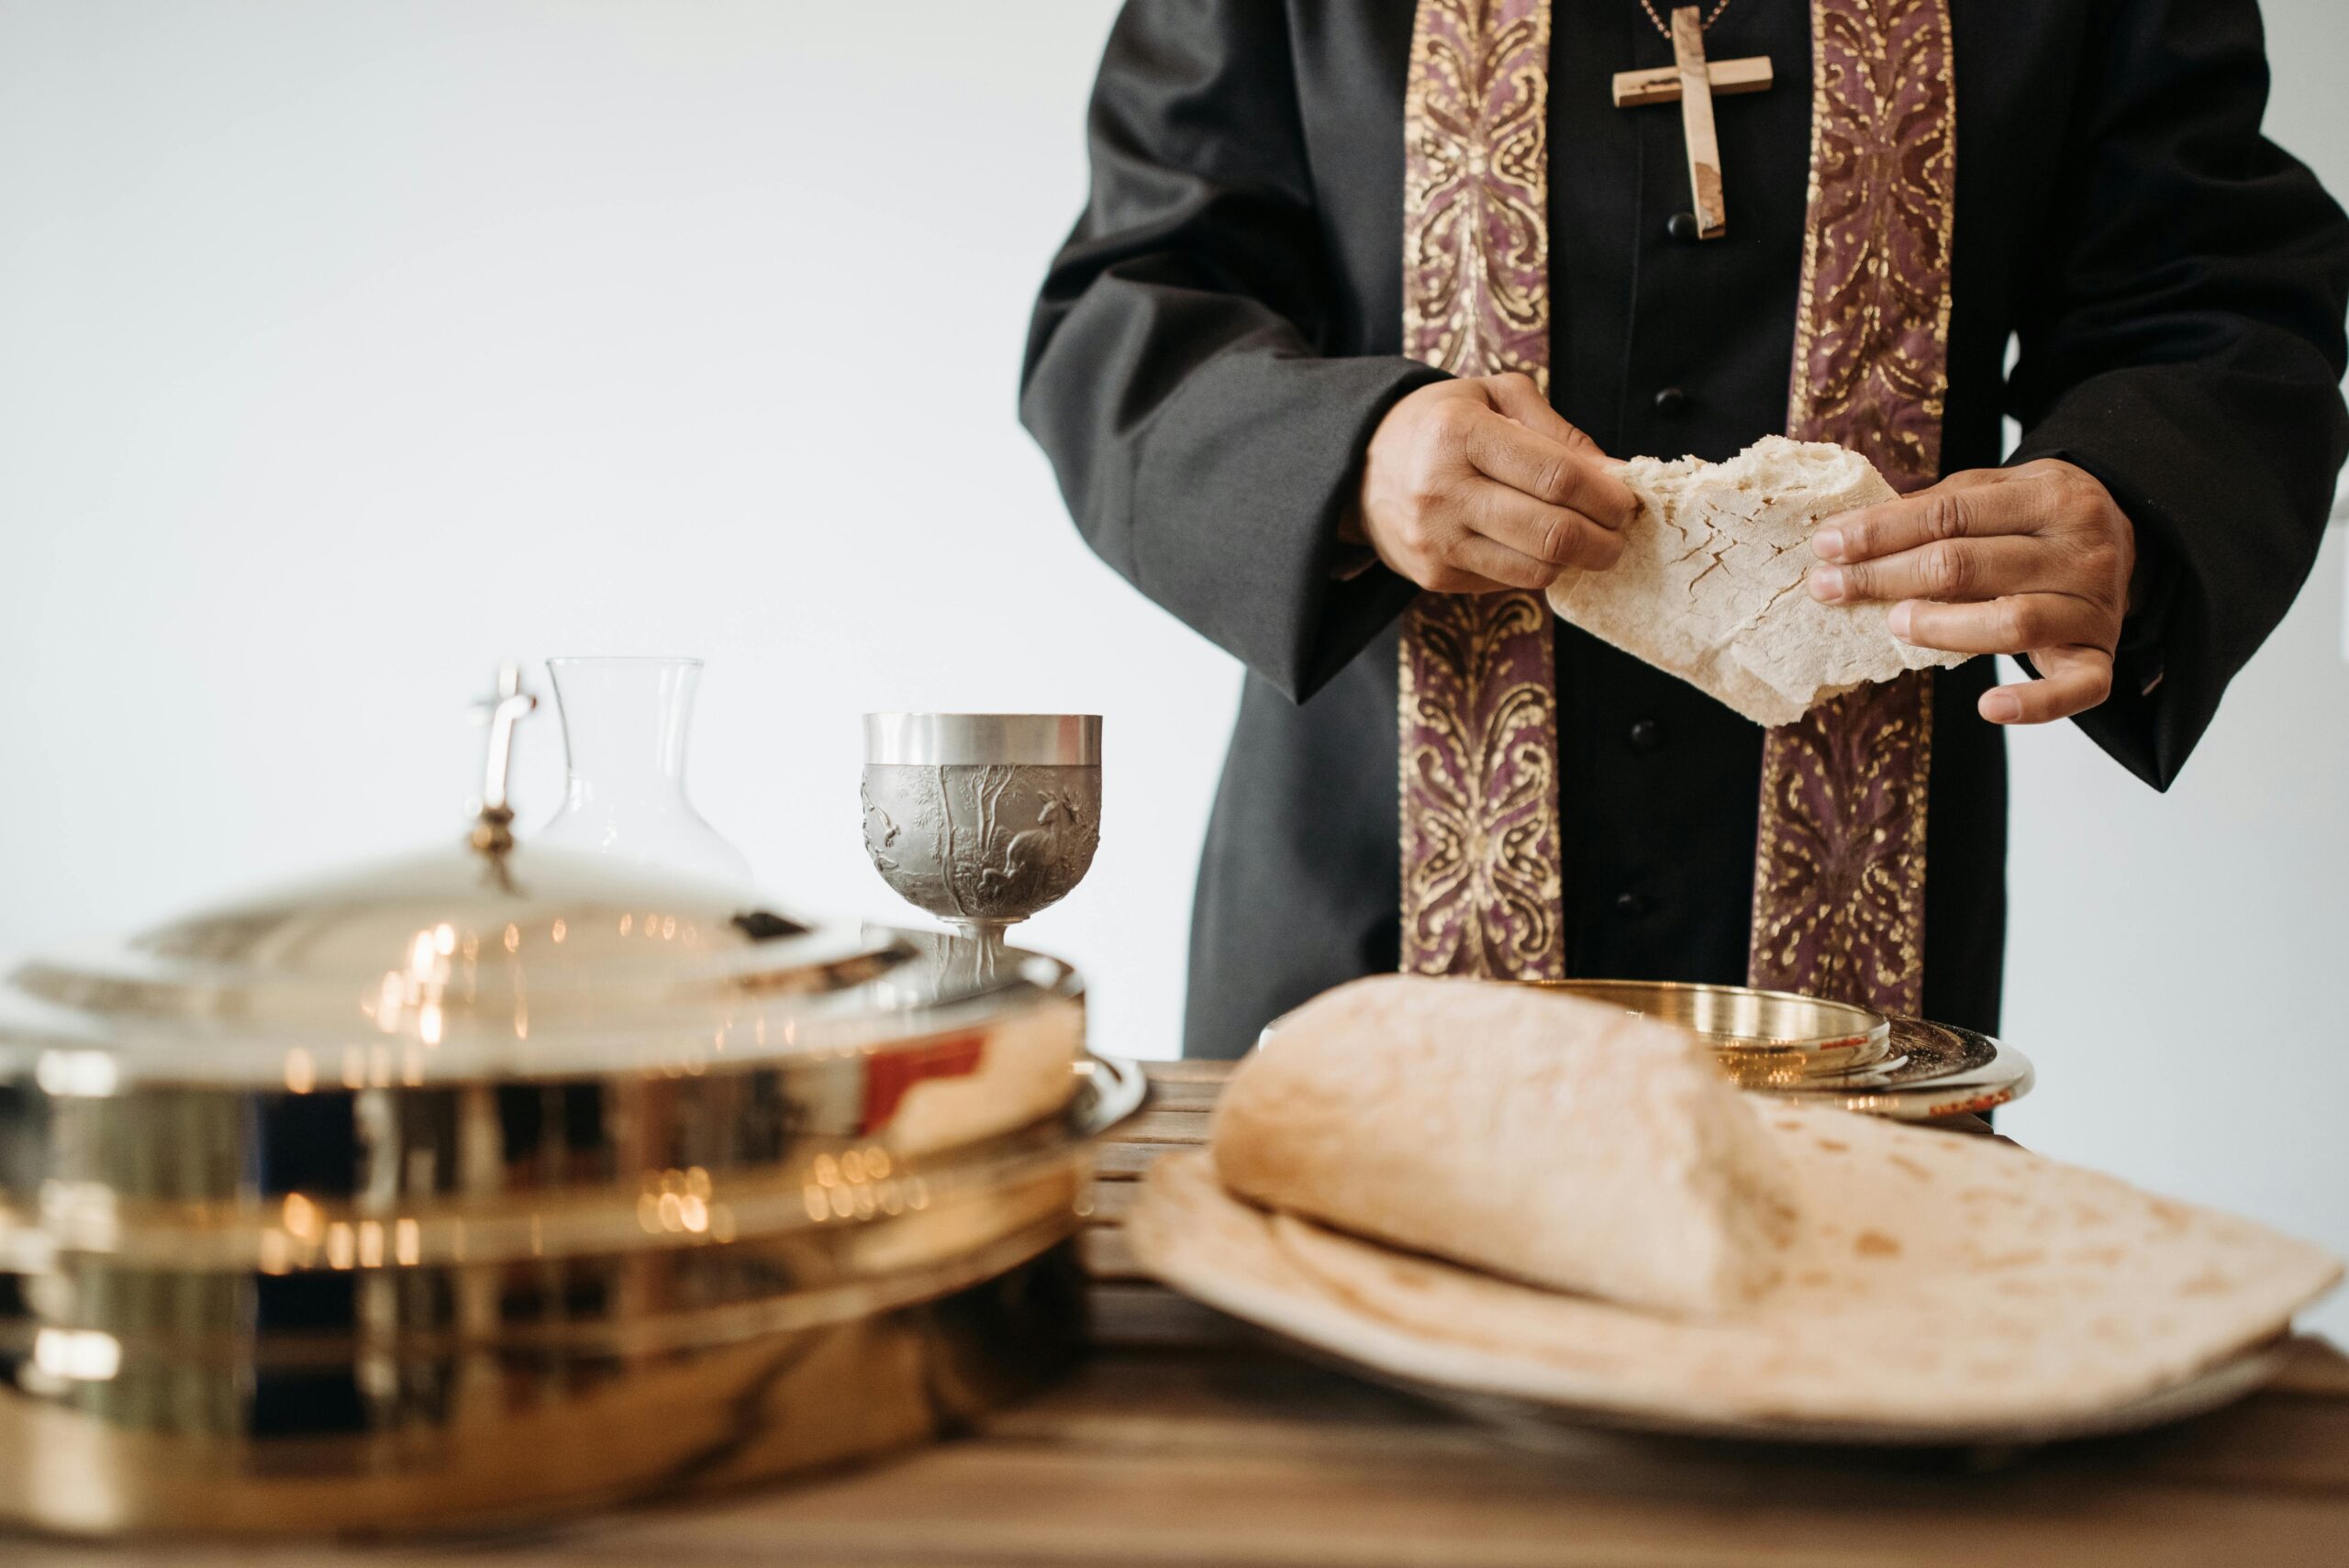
[1020,0,2349,1058]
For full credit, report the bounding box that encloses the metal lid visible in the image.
[0,666,1097,1268]
[0,862,1092,1278]
[0,843,923,1088]
[0,662,964,1088]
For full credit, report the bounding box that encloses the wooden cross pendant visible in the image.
[1611,6,1773,240]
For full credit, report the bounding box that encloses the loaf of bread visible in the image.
[1546,436,1967,727]
[1209,974,1800,1318]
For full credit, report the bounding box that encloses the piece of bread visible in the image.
[1546,436,1968,727]
[1209,974,1800,1318]
[1136,1101,2342,1432]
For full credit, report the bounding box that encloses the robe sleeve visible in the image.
[1019,0,1441,702]
[2004,0,2349,789]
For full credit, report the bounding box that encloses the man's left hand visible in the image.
[1806,460,2136,725]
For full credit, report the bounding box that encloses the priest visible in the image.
[1020,0,2349,1057]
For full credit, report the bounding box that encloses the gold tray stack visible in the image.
[0,845,1141,1538]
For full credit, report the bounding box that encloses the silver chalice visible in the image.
[861,714,1102,951]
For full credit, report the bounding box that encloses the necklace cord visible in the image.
[1640,0,1735,39]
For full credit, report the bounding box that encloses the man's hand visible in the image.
[1348,374,1636,594]
[1806,460,2137,725]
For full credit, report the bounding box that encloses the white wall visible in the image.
[1995,0,2349,1340]
[0,1,2343,1336]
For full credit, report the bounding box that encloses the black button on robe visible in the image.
[1020,0,2349,1059]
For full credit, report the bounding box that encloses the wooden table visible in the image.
[22,1062,2349,1567]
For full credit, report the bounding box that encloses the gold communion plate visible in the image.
[1530,979,2034,1120]
[1534,979,1892,1069]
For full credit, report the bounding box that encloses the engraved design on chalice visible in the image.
[861,715,1102,947]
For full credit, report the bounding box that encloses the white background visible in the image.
[1,2,2344,1336]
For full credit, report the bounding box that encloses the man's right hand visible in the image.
[1344,373,1637,594]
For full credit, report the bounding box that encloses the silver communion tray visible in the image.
[0,840,1139,1538]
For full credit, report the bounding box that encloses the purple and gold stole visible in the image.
[1397,0,1956,1016]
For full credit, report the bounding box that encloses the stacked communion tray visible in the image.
[0,830,1131,1536]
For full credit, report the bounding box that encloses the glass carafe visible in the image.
[534,656,754,892]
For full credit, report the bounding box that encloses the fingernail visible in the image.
[1982,690,2023,723]
[1807,566,1843,602]
[1811,528,1844,562]
[1887,602,1912,639]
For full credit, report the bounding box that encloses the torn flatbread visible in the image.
[1547,436,1967,727]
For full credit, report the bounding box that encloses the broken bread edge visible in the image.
[1547,436,1968,728]
[1209,974,1800,1319]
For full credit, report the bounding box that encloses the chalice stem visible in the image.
[947,919,1016,984]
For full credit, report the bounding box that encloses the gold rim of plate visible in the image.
[1529,978,2033,1119]
[1253,980,2032,1120]
[1531,979,1891,1067]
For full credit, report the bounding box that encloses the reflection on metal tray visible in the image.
[0,1052,1143,1538]
[1782,1014,2035,1119]
[7,1228,1091,1537]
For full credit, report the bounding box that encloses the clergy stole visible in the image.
[1397,0,1955,1016]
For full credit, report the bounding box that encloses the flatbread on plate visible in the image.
[1132,1101,2339,1436]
